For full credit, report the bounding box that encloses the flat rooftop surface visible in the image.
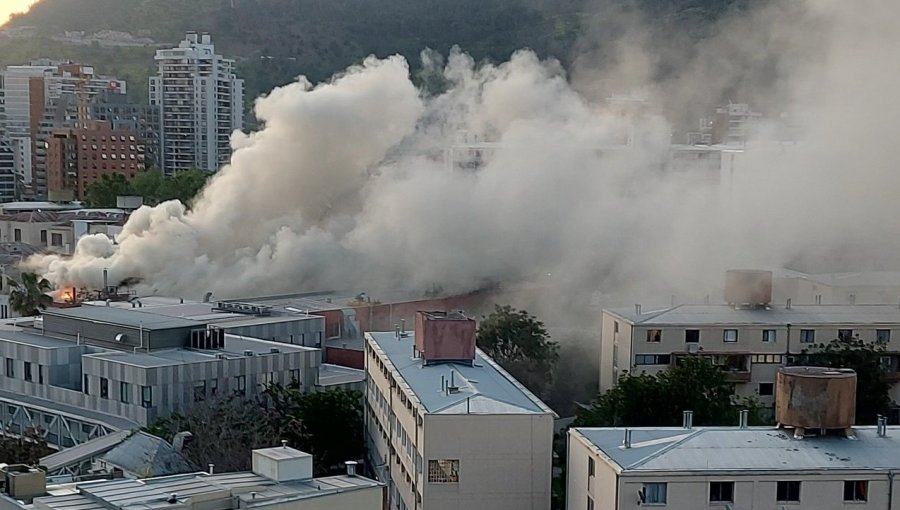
[45,307,204,331]
[368,331,554,415]
[606,304,900,326]
[37,470,381,510]
[0,327,80,349]
[83,336,315,368]
[317,363,365,387]
[574,426,900,472]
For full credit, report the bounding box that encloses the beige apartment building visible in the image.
[364,311,556,510]
[600,303,900,414]
[567,424,900,510]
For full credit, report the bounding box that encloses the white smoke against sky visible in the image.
[27,0,900,302]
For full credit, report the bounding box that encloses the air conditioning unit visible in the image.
[687,344,701,353]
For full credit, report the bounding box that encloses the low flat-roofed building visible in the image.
[365,311,556,510]
[0,445,383,510]
[0,303,361,449]
[568,424,900,510]
[601,303,900,413]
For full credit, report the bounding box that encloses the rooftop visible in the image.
[367,331,555,416]
[44,307,204,331]
[574,426,900,472]
[606,304,900,326]
[316,364,365,387]
[33,470,381,510]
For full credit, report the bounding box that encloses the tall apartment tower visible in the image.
[150,32,244,175]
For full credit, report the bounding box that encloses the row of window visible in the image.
[4,358,45,384]
[645,328,888,344]
[621,480,869,505]
[80,134,136,142]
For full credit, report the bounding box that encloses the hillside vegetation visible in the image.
[2,0,748,114]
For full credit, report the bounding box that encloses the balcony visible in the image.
[723,370,752,383]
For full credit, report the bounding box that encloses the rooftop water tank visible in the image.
[776,366,856,431]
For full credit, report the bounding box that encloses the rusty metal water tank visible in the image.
[776,366,856,430]
[724,269,773,307]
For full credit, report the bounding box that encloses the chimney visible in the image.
[208,464,214,475]
[400,319,406,335]
[877,415,888,437]
[281,439,288,448]
[634,304,642,316]
[739,409,749,429]
[683,410,693,429]
[622,429,632,448]
[395,324,400,339]
[345,460,358,477]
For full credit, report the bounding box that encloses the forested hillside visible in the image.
[1,0,750,113]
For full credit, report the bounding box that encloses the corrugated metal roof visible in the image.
[41,430,131,471]
[607,304,900,326]
[575,426,900,472]
[44,307,203,331]
[368,331,555,416]
[100,432,195,477]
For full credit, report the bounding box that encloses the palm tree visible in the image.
[8,273,53,317]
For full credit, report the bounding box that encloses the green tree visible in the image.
[477,305,559,397]
[264,385,364,475]
[0,428,53,465]
[8,273,53,317]
[792,337,891,424]
[157,169,209,206]
[132,168,164,204]
[575,357,763,427]
[144,395,277,472]
[84,173,135,207]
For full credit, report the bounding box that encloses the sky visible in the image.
[0,0,38,26]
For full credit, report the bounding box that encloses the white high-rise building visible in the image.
[150,32,244,175]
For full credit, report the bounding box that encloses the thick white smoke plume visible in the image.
[28,0,900,302]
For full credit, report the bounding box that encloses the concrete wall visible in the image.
[599,312,633,392]
[423,414,553,510]
[567,431,618,510]
[222,315,324,347]
[249,485,384,510]
[42,315,191,350]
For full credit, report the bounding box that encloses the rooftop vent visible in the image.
[243,350,254,357]
[415,311,476,366]
[252,445,313,482]
[270,347,280,354]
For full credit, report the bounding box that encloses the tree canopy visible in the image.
[8,272,53,317]
[575,356,763,427]
[0,429,53,465]
[792,337,891,424]
[84,168,210,208]
[477,304,559,397]
[144,386,363,474]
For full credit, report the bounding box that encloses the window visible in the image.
[758,383,774,396]
[844,481,868,502]
[83,374,89,395]
[878,329,892,343]
[100,377,109,399]
[5,358,13,378]
[635,354,672,365]
[751,354,784,364]
[38,365,44,384]
[263,372,274,386]
[235,375,246,395]
[13,228,21,242]
[800,329,815,343]
[23,362,32,382]
[647,330,662,342]
[51,233,63,246]
[427,459,459,483]
[40,230,47,244]
[290,369,301,384]
[587,495,594,510]
[723,329,738,343]
[209,379,218,396]
[614,321,619,333]
[588,457,595,477]
[685,329,700,343]
[642,483,667,505]
[194,381,206,401]
[141,386,152,408]
[120,382,130,403]
[777,481,801,502]
[709,481,734,503]
[839,329,854,341]
[762,329,776,343]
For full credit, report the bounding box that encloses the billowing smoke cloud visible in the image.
[28,0,900,304]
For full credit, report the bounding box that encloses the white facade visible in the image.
[151,32,244,175]
[568,425,900,510]
[364,330,556,510]
[600,304,900,413]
